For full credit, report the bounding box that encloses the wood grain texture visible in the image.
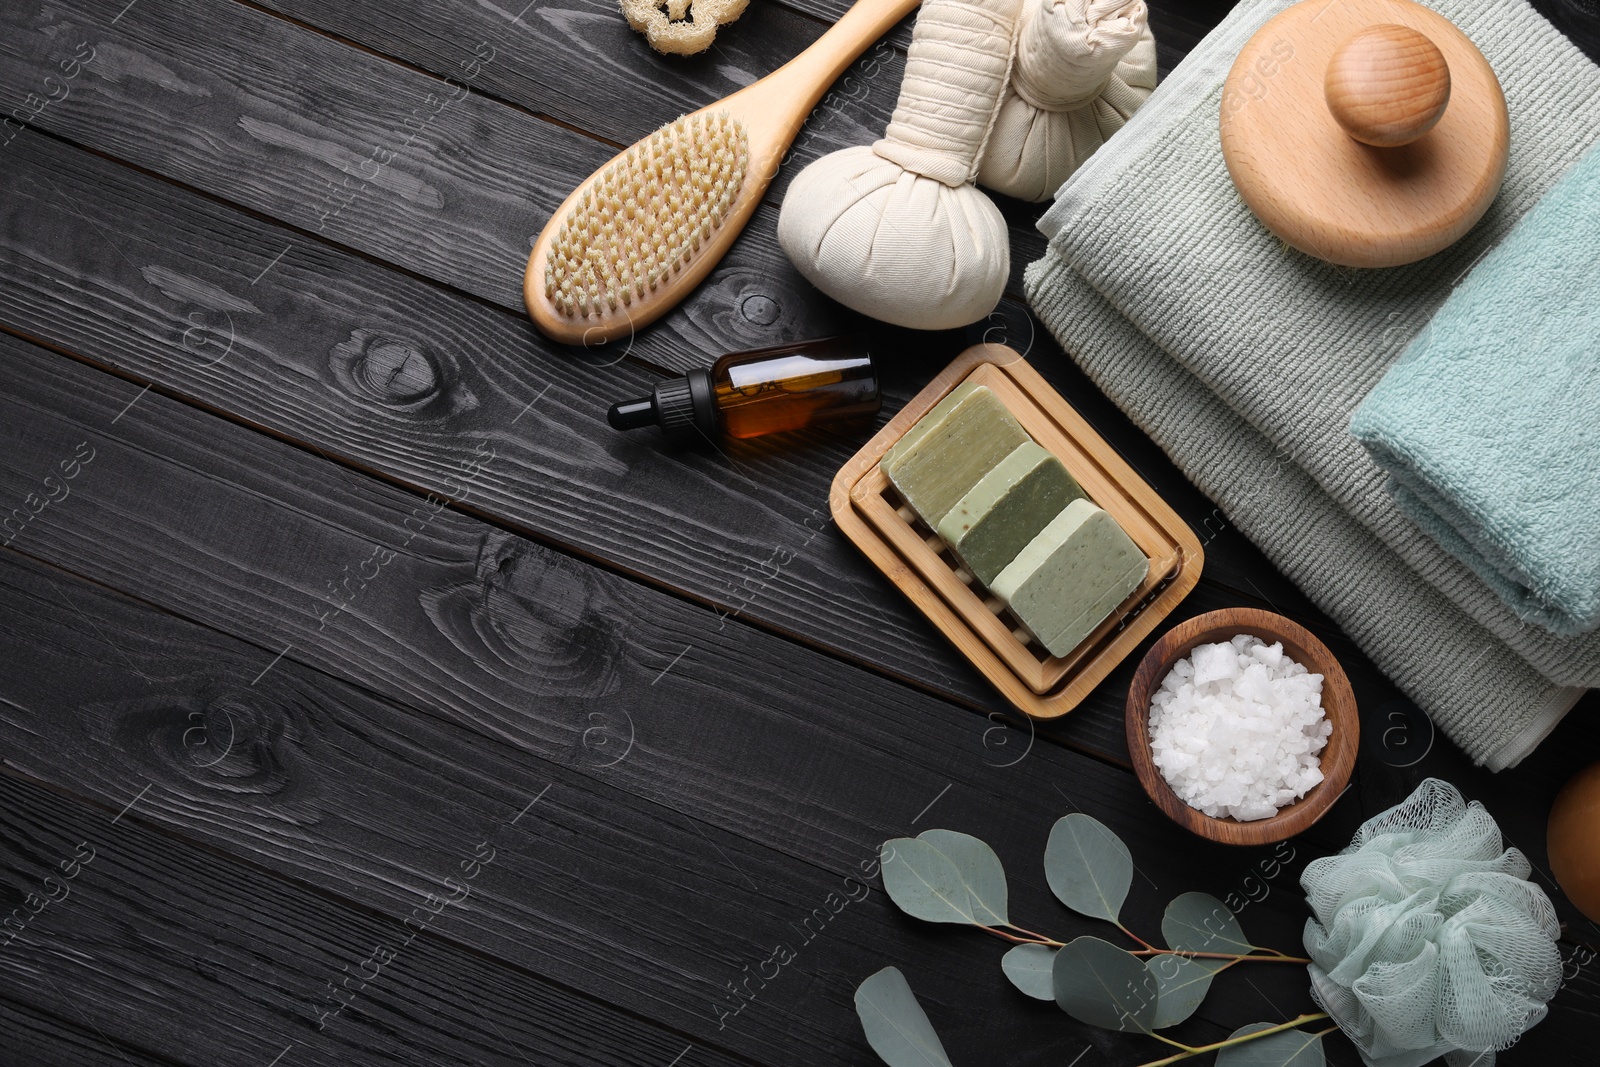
[1324,23,1452,147]
[0,326,1340,883]
[0,124,1364,776]
[0,523,1347,1063]
[1220,0,1508,268]
[0,0,1252,349]
[0,131,1051,740]
[4,532,1600,1067]
[255,0,912,168]
[0,125,1367,741]
[0,116,1517,818]
[1124,608,1359,847]
[0,999,178,1067]
[0,0,858,340]
[0,773,756,1067]
[7,308,1595,983]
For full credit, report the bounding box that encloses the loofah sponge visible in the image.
[1301,779,1562,1067]
[978,0,1157,202]
[777,0,1022,331]
[621,0,750,56]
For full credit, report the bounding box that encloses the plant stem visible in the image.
[980,925,1064,947]
[1129,948,1311,963]
[1003,922,1059,943]
[984,922,1309,962]
[1117,923,1158,951]
[1132,1013,1331,1067]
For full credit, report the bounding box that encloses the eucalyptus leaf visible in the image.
[1001,943,1056,1001]
[1146,954,1229,1028]
[1162,892,1254,955]
[854,967,955,1067]
[1214,1024,1325,1067]
[880,838,978,925]
[1044,814,1133,924]
[1052,936,1159,1033]
[917,829,1009,926]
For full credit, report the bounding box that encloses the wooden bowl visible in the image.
[1125,608,1359,846]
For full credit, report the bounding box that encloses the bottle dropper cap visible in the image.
[607,367,719,438]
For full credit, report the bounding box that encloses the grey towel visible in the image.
[1025,0,1597,767]
[1027,254,1580,770]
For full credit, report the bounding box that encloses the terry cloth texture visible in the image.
[1352,142,1600,637]
[1025,0,1598,768]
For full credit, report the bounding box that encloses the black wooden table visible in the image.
[2,1,1597,1065]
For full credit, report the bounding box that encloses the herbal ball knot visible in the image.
[1301,779,1560,1067]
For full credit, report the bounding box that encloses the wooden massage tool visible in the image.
[1219,0,1509,268]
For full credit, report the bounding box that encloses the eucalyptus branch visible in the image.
[1132,1013,1330,1067]
[863,819,1340,1067]
[986,920,1309,964]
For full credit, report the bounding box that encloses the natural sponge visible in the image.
[621,0,750,56]
[777,0,1023,331]
[978,0,1156,202]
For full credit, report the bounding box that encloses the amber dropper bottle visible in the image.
[607,335,880,441]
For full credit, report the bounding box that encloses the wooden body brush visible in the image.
[525,0,922,345]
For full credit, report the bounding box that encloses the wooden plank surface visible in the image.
[5,0,1600,1064]
[0,773,756,1067]
[6,323,1600,1065]
[3,517,1597,1067]
[0,122,1371,766]
[0,466,1329,1063]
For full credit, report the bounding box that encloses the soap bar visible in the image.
[936,442,1087,586]
[881,383,1030,524]
[991,499,1148,658]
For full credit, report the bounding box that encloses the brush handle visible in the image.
[718,0,923,177]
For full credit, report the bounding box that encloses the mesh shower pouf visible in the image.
[1301,779,1562,1067]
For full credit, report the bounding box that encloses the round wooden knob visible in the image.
[1324,24,1451,147]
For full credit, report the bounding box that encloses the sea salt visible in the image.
[1148,634,1331,822]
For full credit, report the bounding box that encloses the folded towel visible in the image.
[1026,250,1583,770]
[1024,0,1594,768]
[1035,0,1600,686]
[1351,143,1600,636]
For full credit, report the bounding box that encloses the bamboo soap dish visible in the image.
[829,344,1204,719]
[1219,0,1508,268]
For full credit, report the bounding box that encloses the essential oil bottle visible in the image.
[607,335,880,441]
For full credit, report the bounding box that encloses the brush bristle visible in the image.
[544,112,748,319]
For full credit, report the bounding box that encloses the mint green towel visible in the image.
[1351,144,1600,637]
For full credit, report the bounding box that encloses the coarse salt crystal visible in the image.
[1147,635,1328,822]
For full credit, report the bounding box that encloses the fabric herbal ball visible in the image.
[978,0,1158,202]
[776,0,1021,331]
[778,146,1011,330]
[1300,779,1561,1067]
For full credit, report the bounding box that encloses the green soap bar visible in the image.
[882,382,983,473]
[936,442,1088,586]
[881,384,1030,525]
[991,499,1149,658]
